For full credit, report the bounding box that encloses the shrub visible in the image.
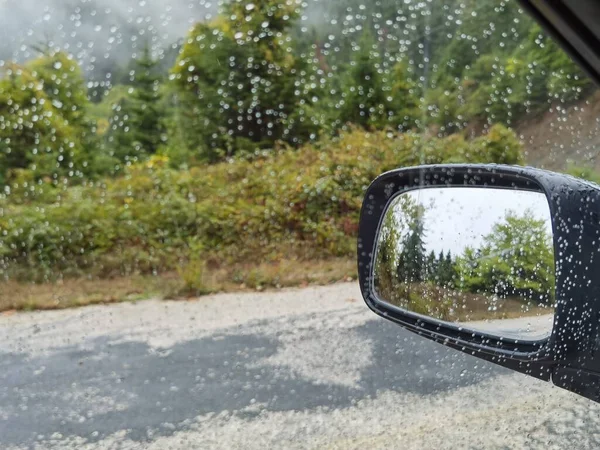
[0,126,525,281]
[177,258,209,296]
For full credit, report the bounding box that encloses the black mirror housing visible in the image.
[357,164,600,403]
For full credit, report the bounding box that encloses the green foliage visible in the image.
[103,45,166,165]
[104,92,138,163]
[170,0,318,161]
[388,62,421,129]
[0,0,592,178]
[396,206,426,283]
[429,251,456,287]
[129,44,166,156]
[375,194,425,293]
[425,4,592,131]
[456,210,555,303]
[459,124,525,165]
[1,126,524,281]
[522,25,591,103]
[415,124,523,166]
[336,33,419,131]
[0,52,96,183]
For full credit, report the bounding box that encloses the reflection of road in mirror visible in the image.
[461,314,554,340]
[374,186,555,341]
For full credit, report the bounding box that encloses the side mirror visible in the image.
[357,164,600,403]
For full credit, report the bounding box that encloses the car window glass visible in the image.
[1,0,600,448]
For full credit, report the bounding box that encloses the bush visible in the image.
[177,259,209,296]
[0,126,525,281]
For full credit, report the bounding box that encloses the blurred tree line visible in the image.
[0,0,591,185]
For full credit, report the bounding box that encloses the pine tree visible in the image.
[171,0,312,161]
[397,217,427,283]
[338,32,388,129]
[129,43,165,156]
[426,250,437,281]
[442,250,456,287]
[106,95,137,163]
[388,61,420,131]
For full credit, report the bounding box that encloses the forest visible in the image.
[0,0,595,309]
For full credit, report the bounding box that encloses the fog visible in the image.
[0,0,219,75]
[0,0,331,76]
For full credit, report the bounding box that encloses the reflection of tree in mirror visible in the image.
[375,203,555,323]
[425,250,457,287]
[374,195,453,315]
[396,209,427,283]
[456,209,555,305]
[374,195,422,302]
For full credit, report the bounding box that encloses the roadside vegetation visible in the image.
[0,0,598,311]
[0,126,521,311]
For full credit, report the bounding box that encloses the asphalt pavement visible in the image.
[1,282,600,449]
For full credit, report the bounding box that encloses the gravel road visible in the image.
[1,282,600,449]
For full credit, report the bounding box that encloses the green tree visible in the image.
[171,0,316,162]
[434,250,456,287]
[0,52,95,183]
[337,32,388,129]
[105,46,166,164]
[27,52,90,130]
[457,209,555,303]
[374,202,404,299]
[387,61,420,131]
[397,208,426,283]
[459,124,525,165]
[105,93,138,163]
[374,195,423,299]
[519,24,591,104]
[425,249,437,281]
[336,33,418,131]
[129,44,165,156]
[29,51,107,178]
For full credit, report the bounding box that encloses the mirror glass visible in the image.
[373,187,555,341]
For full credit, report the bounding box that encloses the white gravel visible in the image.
[2,282,600,449]
[0,283,363,356]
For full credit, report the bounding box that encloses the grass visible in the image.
[379,282,553,323]
[0,257,357,313]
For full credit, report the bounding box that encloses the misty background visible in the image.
[0,0,330,81]
[0,0,217,76]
